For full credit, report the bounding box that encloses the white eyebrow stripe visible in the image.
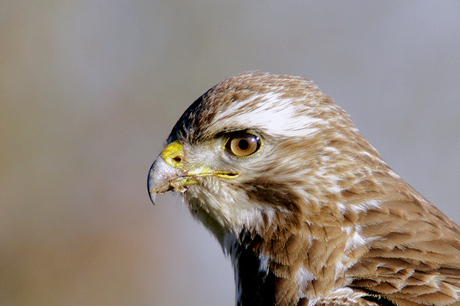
[210,93,324,138]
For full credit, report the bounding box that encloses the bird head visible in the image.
[148,72,385,246]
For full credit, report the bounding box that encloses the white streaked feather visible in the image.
[210,93,324,138]
[258,253,269,274]
[326,287,366,303]
[337,225,379,276]
[349,199,381,214]
[296,267,316,298]
[344,225,366,250]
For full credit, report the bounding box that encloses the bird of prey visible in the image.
[148,72,460,305]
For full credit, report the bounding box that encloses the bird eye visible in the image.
[225,132,261,157]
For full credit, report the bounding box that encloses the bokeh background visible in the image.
[1,1,460,305]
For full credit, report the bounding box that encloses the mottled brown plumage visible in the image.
[148,72,460,305]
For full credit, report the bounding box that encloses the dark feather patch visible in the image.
[244,178,302,215]
[361,290,397,306]
[232,235,277,306]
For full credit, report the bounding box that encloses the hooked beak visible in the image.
[147,141,187,205]
[147,141,240,205]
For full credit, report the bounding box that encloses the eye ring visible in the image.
[224,131,261,157]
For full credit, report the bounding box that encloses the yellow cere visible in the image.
[161,141,185,169]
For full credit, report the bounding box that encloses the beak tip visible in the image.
[149,193,156,205]
[148,152,187,206]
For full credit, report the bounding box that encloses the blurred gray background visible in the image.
[1,1,459,305]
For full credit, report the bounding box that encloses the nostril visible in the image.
[173,156,182,163]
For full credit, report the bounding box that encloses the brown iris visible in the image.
[225,132,261,157]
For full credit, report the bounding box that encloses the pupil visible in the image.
[239,139,249,150]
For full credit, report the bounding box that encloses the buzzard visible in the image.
[148,72,460,305]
